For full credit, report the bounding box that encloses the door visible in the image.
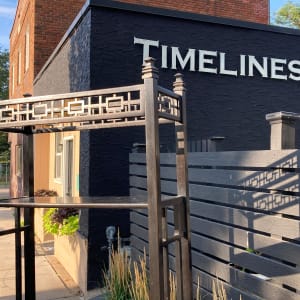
[63,137,74,196]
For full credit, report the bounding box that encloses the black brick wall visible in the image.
[90,6,300,151]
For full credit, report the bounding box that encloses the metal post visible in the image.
[23,126,36,300]
[142,57,164,300]
[173,73,192,300]
[162,208,170,298]
[15,207,22,300]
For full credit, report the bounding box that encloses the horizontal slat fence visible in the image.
[130,150,300,299]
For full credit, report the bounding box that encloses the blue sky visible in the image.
[0,0,299,50]
[0,0,17,50]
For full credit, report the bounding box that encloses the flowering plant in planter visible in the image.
[43,207,79,236]
[35,189,79,236]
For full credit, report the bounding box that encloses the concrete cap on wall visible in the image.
[266,111,300,123]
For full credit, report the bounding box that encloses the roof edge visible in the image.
[90,0,300,36]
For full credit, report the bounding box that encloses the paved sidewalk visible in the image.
[0,207,84,300]
[0,189,104,300]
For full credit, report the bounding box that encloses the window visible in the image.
[25,26,30,71]
[54,133,62,179]
[11,64,15,95]
[16,145,23,177]
[17,50,21,84]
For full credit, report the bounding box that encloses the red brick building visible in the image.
[9,0,85,197]
[10,0,85,99]
[118,0,269,24]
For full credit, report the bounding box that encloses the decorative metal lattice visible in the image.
[0,85,145,132]
[0,84,182,133]
[157,87,182,122]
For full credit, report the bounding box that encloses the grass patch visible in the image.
[104,243,232,300]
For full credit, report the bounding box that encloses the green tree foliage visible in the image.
[0,48,9,100]
[0,48,9,162]
[274,1,300,29]
[0,132,9,162]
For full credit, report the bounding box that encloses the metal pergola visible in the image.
[0,58,192,300]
